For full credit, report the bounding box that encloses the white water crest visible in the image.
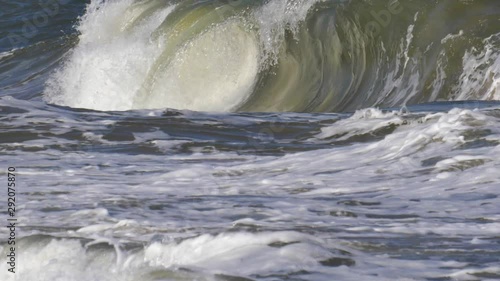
[43,0,500,112]
[44,0,262,111]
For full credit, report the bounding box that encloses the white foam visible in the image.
[375,15,421,106]
[316,108,404,140]
[253,0,322,64]
[44,0,260,112]
[144,232,330,275]
[4,99,500,280]
[0,232,335,281]
[454,32,500,100]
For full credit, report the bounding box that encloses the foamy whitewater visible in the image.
[1,0,500,280]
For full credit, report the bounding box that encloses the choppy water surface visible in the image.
[0,0,500,280]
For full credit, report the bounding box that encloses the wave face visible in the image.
[43,0,500,112]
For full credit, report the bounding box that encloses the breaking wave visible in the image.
[43,0,500,112]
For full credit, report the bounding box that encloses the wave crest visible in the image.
[44,0,500,112]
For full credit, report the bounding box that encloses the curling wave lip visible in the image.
[44,0,500,112]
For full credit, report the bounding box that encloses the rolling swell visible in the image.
[43,0,500,112]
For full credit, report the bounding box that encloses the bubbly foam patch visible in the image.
[144,232,332,274]
[3,102,500,280]
[0,232,337,281]
[253,0,321,64]
[44,0,170,111]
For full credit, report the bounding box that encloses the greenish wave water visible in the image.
[35,0,500,112]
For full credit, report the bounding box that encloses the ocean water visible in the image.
[1,0,500,280]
